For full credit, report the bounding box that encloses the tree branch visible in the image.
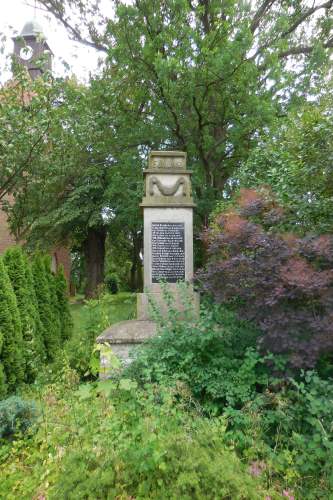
[278,37,333,58]
[281,0,333,39]
[250,0,277,34]
[37,0,108,52]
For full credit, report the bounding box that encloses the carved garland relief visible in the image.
[149,176,188,197]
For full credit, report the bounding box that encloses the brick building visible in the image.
[0,20,71,284]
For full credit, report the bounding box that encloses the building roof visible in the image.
[20,20,45,38]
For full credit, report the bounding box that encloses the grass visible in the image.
[70,292,136,336]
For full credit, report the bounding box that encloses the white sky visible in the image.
[0,0,106,83]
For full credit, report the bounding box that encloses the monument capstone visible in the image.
[97,151,199,371]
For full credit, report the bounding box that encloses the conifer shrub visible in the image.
[198,188,333,374]
[0,257,24,392]
[32,255,60,361]
[0,396,38,438]
[3,247,44,382]
[0,335,6,399]
[43,255,62,344]
[55,265,73,343]
[23,253,46,361]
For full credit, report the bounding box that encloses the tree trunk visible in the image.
[83,227,107,298]
[129,231,143,292]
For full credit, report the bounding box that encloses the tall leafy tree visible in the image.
[37,0,333,196]
[5,1,333,296]
[0,66,58,204]
[7,76,145,296]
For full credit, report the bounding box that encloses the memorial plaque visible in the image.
[151,222,185,283]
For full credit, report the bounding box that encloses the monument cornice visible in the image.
[143,169,193,175]
[140,201,196,208]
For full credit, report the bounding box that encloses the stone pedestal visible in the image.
[97,151,199,371]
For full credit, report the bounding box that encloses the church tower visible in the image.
[13,20,53,79]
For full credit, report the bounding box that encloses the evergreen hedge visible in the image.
[43,256,62,345]
[0,257,24,392]
[32,255,60,361]
[55,265,73,342]
[4,247,45,382]
[0,249,73,392]
[23,252,46,362]
[0,328,6,398]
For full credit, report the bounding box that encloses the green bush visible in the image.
[24,252,46,360]
[268,372,333,493]
[0,396,38,438]
[55,265,73,342]
[0,309,5,398]
[0,257,24,392]
[127,296,265,414]
[0,380,280,499]
[222,371,333,497]
[43,255,62,344]
[65,294,113,378]
[3,247,45,382]
[0,364,5,400]
[50,384,274,500]
[32,255,60,361]
[105,274,119,294]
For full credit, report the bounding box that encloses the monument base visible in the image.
[137,290,200,320]
[96,290,200,377]
[96,319,157,377]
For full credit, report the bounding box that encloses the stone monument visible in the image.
[138,150,198,319]
[97,151,199,371]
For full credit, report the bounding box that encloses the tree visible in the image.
[0,66,59,203]
[237,97,333,234]
[0,257,24,392]
[6,1,333,296]
[37,0,333,199]
[3,247,45,382]
[6,76,145,296]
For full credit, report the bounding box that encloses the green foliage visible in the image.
[43,255,62,342]
[127,297,264,414]
[66,292,136,379]
[224,371,333,497]
[104,273,119,294]
[3,247,45,382]
[237,100,333,234]
[0,257,24,392]
[66,294,114,378]
[6,1,333,298]
[54,265,73,343]
[31,255,60,361]
[0,380,276,499]
[0,396,38,438]
[0,364,5,400]
[24,252,46,356]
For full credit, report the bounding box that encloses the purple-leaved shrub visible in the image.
[198,188,333,372]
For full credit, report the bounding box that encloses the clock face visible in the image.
[20,45,34,61]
